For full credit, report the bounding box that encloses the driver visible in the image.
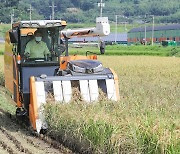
[24,30,50,59]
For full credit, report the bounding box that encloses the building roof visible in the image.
[128,24,180,33]
[69,33,127,42]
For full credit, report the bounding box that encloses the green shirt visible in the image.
[24,39,50,58]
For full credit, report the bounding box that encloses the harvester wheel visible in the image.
[16,108,29,126]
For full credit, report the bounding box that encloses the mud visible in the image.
[0,110,73,154]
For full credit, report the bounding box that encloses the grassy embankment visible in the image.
[44,56,180,153]
[0,45,14,116]
[0,55,15,114]
[0,54,4,86]
[0,43,4,86]
[0,43,5,55]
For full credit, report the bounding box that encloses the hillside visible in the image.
[0,0,179,24]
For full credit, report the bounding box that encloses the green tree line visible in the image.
[0,0,179,23]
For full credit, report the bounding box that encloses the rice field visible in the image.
[0,50,179,153]
[69,45,180,57]
[45,56,180,153]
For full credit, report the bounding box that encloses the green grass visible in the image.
[2,41,180,57]
[69,45,180,57]
[0,24,10,38]
[0,56,4,86]
[44,56,180,153]
[0,43,5,55]
[0,87,16,114]
[0,55,15,114]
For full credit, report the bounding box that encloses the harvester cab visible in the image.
[4,17,120,133]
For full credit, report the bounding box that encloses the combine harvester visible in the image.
[4,17,120,133]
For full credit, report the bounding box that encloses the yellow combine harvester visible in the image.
[4,17,119,133]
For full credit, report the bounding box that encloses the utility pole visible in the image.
[49,1,57,20]
[115,15,118,43]
[144,14,147,46]
[115,15,128,43]
[151,15,154,46]
[27,5,33,21]
[98,0,105,17]
[10,9,14,28]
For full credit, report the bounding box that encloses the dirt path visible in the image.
[0,110,73,154]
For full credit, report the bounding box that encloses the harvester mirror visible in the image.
[100,41,105,54]
[9,30,18,43]
[58,44,66,53]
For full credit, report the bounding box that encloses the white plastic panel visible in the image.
[53,81,63,102]
[89,80,99,102]
[35,82,46,107]
[106,79,117,101]
[62,81,72,103]
[35,81,47,133]
[79,80,90,102]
